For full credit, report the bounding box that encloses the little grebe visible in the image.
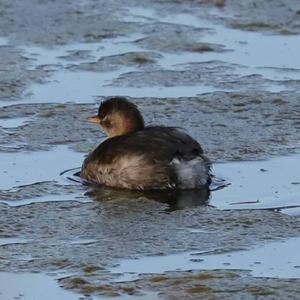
[81,97,211,190]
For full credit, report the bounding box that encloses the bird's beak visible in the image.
[87,115,100,124]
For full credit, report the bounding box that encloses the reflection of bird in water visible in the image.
[81,97,211,191]
[85,186,210,212]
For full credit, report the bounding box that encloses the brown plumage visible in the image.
[81,97,211,190]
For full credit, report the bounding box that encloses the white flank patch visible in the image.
[171,157,209,188]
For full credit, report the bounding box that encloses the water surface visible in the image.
[1,0,300,299]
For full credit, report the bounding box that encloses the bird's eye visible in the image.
[102,118,112,128]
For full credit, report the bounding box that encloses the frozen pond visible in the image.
[1,0,300,299]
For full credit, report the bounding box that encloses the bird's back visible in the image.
[81,126,210,190]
